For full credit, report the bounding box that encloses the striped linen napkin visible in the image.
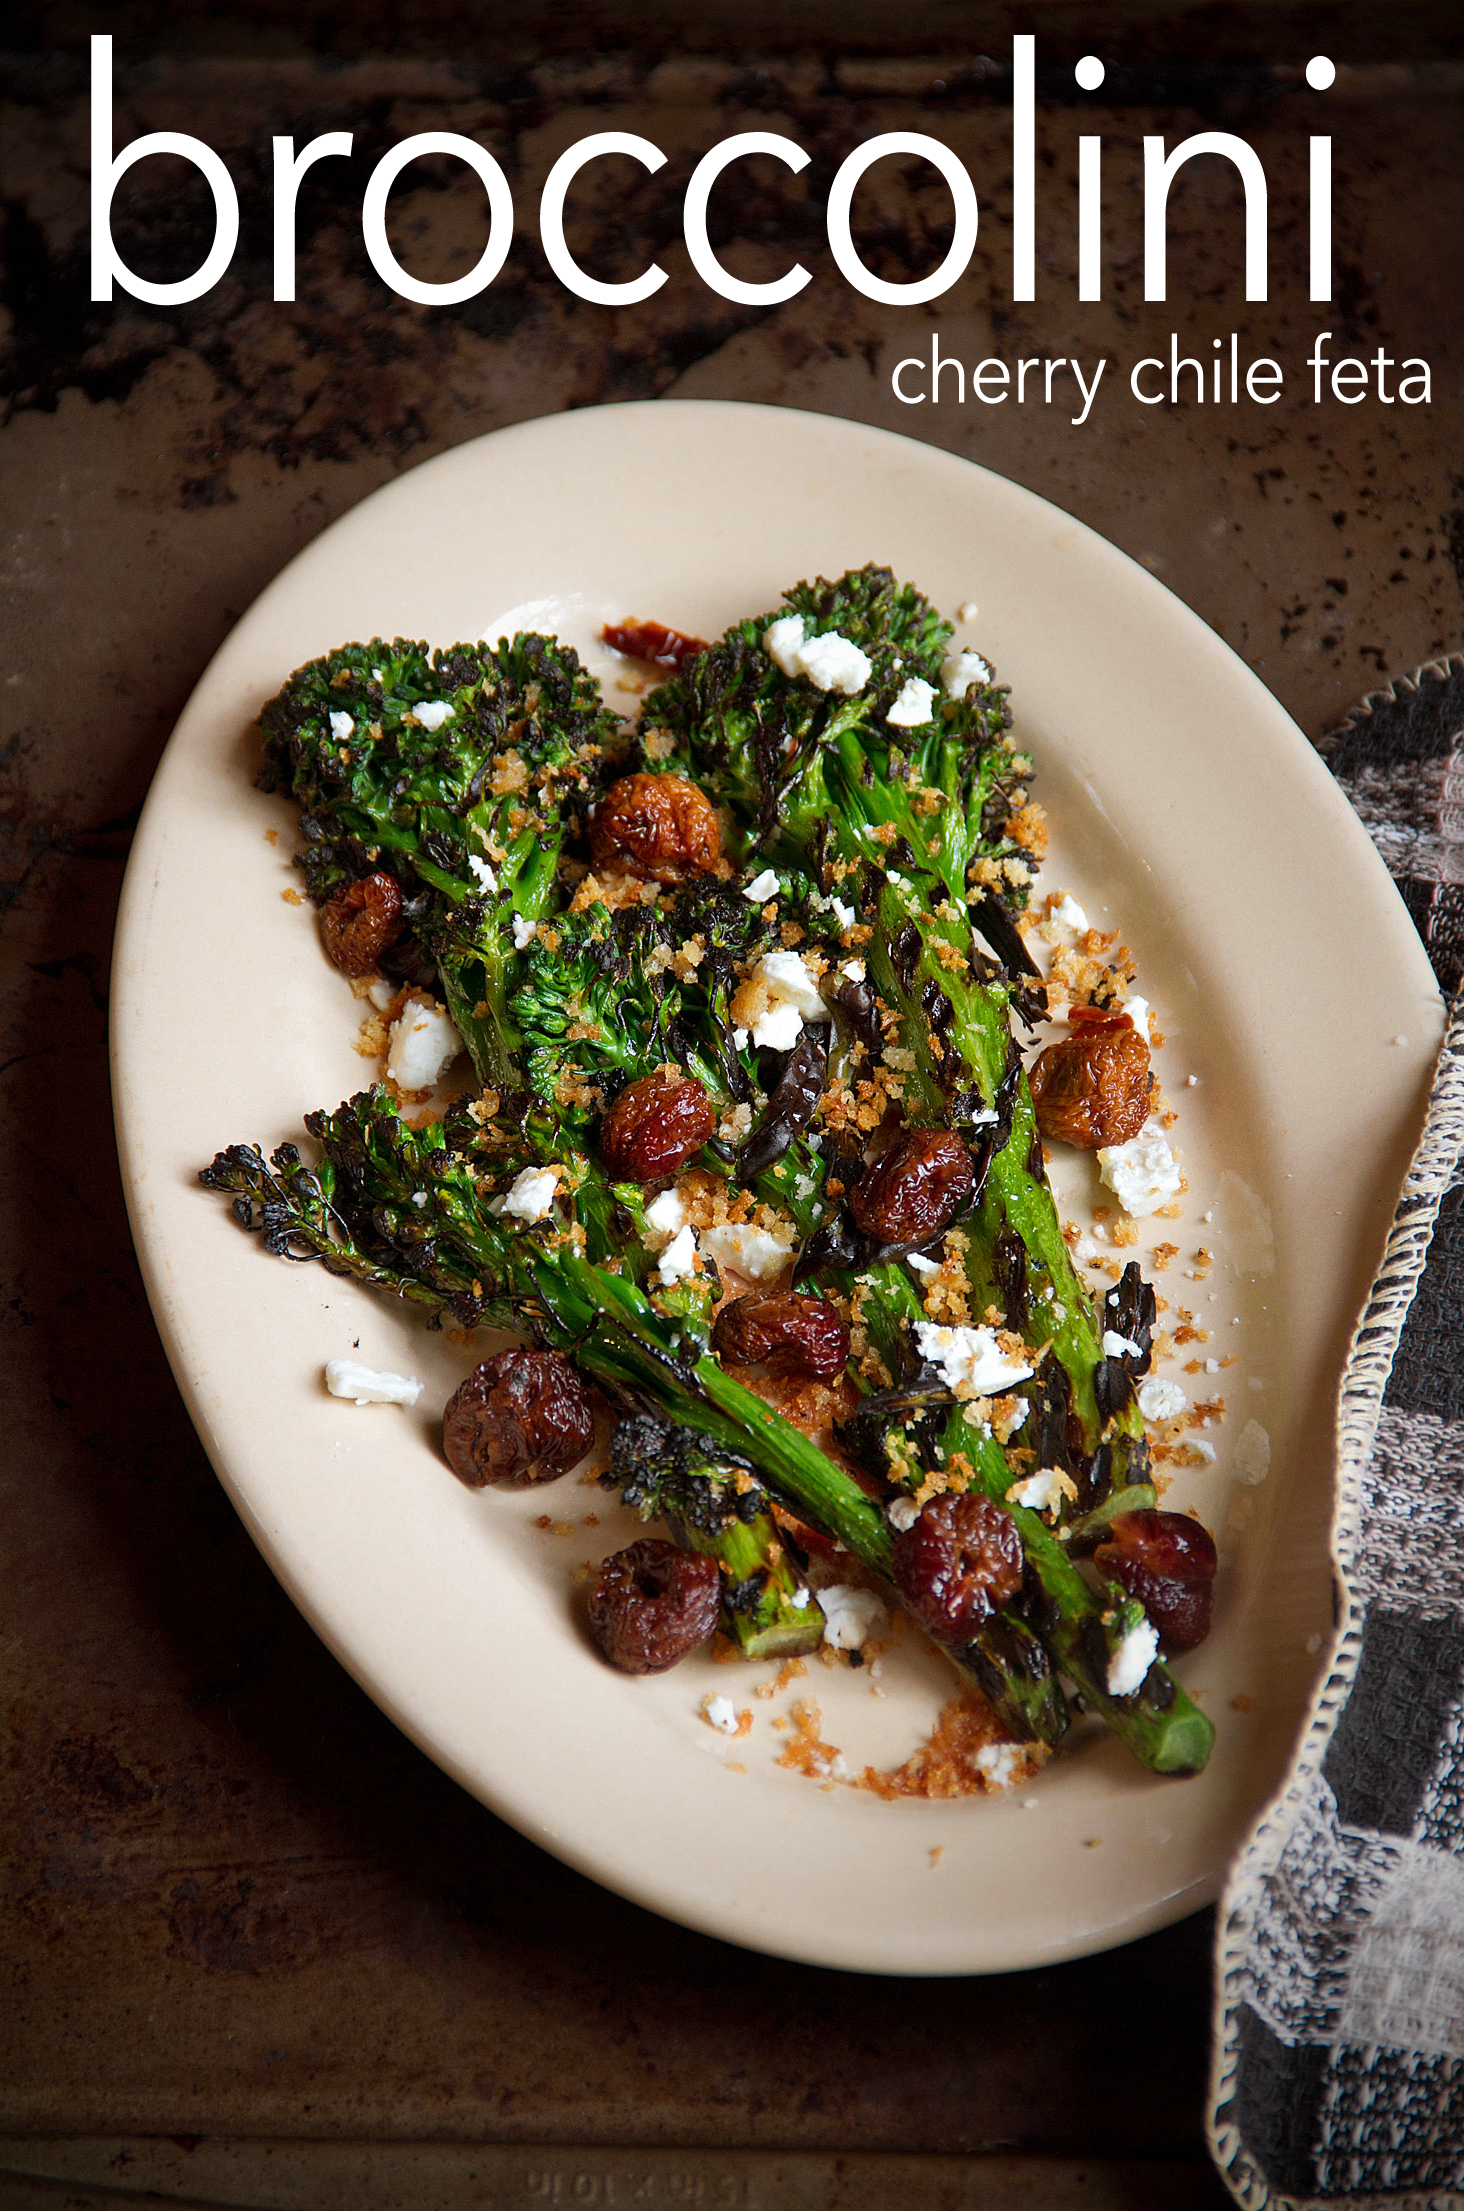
[1211,654,1464,2207]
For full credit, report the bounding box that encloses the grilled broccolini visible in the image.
[203,575,1216,1778]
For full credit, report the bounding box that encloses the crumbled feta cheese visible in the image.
[324,1358,422,1407]
[886,1495,920,1532]
[840,958,866,982]
[511,914,538,951]
[414,699,454,731]
[907,1251,939,1275]
[795,630,872,695]
[655,1224,699,1283]
[1051,891,1089,934]
[733,1027,749,1050]
[913,1322,1033,1394]
[499,1166,560,1224]
[763,614,871,693]
[386,996,463,1091]
[1097,1133,1183,1218]
[886,675,937,728]
[467,852,498,894]
[644,1187,686,1236]
[1235,1419,1272,1485]
[815,1584,886,1650]
[410,1191,428,1209]
[791,1587,811,1609]
[366,975,397,1012]
[1137,1376,1186,1422]
[958,599,979,623]
[1190,1439,1217,1463]
[1007,1467,1070,1515]
[1102,1328,1144,1360]
[328,710,354,741]
[830,897,857,930]
[975,1740,1026,1790]
[702,1695,740,1735]
[757,949,828,1017]
[1107,1617,1160,1697]
[943,648,994,696]
[742,867,780,902]
[1124,994,1152,1039]
[701,1220,794,1283]
[762,613,807,677]
[753,1001,804,1052]
[743,949,833,1052]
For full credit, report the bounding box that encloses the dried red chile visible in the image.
[601,618,710,672]
[319,871,404,977]
[442,1350,595,1488]
[892,1493,1024,1645]
[712,1291,850,1381]
[848,1129,974,1247]
[1029,1023,1151,1150]
[589,1538,722,1673]
[1093,1509,1217,1653]
[590,772,722,883]
[600,1068,715,1183]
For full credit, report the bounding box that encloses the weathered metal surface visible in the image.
[1,6,1460,2196]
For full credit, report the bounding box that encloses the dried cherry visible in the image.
[319,871,404,977]
[713,1291,850,1381]
[442,1349,595,1488]
[589,1538,722,1673]
[590,773,722,883]
[1093,1509,1217,1653]
[892,1493,1023,1645]
[848,1128,974,1246]
[600,1068,715,1183]
[1029,1024,1151,1150]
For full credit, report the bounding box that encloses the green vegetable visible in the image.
[259,632,621,1091]
[203,571,1217,1780]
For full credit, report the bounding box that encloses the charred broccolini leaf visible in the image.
[258,632,622,1089]
[513,882,775,1139]
[606,1413,821,1661]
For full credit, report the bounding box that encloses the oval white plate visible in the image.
[112,401,1442,1975]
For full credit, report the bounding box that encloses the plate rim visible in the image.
[110,397,1443,1975]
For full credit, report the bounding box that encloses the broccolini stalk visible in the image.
[201,1087,1074,1747]
[639,566,1144,1497]
[639,567,1211,1771]
[606,1414,821,1661]
[257,632,620,1090]
[838,1382,1209,1773]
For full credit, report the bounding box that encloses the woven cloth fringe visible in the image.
[1209,921,1464,2195]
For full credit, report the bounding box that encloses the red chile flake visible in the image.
[601,618,710,672]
